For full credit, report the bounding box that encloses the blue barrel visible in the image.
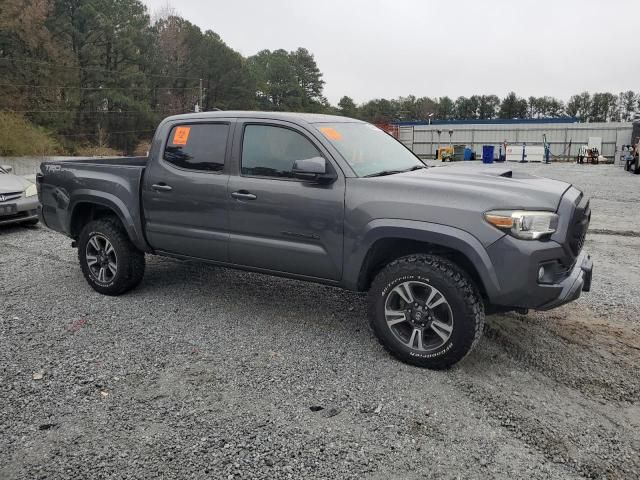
[464,147,473,160]
[482,145,495,164]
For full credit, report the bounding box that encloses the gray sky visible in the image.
[142,0,639,105]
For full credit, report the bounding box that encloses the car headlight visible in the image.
[24,183,37,197]
[484,210,558,240]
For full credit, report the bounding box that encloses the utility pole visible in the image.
[199,78,203,112]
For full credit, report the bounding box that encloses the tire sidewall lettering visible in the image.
[381,274,431,297]
[409,341,453,358]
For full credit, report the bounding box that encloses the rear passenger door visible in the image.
[142,120,232,261]
[227,120,345,280]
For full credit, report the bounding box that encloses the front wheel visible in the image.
[368,254,484,369]
[78,218,145,296]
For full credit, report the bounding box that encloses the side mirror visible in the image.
[292,157,336,184]
[1,165,13,174]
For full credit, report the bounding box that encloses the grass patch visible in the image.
[0,113,63,156]
[73,145,123,156]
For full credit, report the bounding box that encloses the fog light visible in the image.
[538,266,545,282]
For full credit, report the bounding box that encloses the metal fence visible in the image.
[398,122,634,161]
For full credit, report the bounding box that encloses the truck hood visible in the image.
[0,174,30,194]
[377,164,571,211]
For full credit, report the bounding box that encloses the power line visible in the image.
[2,109,183,114]
[0,83,200,91]
[0,57,202,81]
[56,129,156,138]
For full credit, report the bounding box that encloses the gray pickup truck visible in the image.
[37,111,592,369]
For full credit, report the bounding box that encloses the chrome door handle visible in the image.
[231,191,257,200]
[152,183,172,192]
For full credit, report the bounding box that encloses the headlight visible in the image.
[25,183,37,197]
[484,210,558,240]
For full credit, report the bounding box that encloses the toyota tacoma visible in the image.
[37,112,593,369]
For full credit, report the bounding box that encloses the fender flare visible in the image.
[68,190,151,252]
[343,219,501,297]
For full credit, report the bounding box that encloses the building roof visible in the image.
[392,117,579,126]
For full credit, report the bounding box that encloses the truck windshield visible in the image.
[315,123,424,177]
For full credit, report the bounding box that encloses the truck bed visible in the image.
[52,156,148,167]
[38,156,149,251]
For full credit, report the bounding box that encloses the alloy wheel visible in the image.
[85,234,118,284]
[384,281,454,352]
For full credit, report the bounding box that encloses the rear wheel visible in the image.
[78,218,145,295]
[368,254,484,369]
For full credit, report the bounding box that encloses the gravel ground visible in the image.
[1,163,639,479]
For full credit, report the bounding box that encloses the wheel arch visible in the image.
[345,220,500,299]
[68,192,150,252]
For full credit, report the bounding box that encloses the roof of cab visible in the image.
[162,110,364,125]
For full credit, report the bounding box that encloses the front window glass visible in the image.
[242,125,322,179]
[316,123,423,177]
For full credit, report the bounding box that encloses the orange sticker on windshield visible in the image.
[172,126,191,145]
[319,127,342,141]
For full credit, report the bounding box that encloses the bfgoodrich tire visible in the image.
[368,254,484,369]
[78,218,145,296]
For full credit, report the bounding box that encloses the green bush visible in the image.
[0,113,63,156]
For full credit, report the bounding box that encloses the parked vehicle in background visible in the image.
[0,165,39,226]
[37,112,593,369]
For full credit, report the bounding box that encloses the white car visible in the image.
[0,165,39,226]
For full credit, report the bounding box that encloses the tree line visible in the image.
[1,0,638,153]
[339,91,639,125]
[1,0,327,152]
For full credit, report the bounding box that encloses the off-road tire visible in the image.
[78,218,145,296]
[368,254,484,369]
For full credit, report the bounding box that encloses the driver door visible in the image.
[227,120,345,280]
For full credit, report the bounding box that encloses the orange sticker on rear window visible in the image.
[172,126,191,145]
[319,127,343,141]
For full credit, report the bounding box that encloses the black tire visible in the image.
[78,217,145,296]
[368,254,484,369]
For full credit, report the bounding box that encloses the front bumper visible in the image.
[0,194,39,226]
[536,251,592,310]
[485,232,593,310]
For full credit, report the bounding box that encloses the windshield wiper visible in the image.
[363,165,427,178]
[363,169,404,178]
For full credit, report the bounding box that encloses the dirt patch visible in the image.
[545,305,640,362]
[483,307,640,403]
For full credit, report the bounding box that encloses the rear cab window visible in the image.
[164,123,229,172]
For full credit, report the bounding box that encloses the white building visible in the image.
[396,118,633,161]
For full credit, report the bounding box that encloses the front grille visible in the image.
[0,191,23,202]
[568,198,590,257]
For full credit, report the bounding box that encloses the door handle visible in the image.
[231,191,257,200]
[152,183,172,192]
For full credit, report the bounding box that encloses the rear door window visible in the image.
[164,123,228,172]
